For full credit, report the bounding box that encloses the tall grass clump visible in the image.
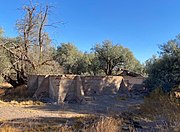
[82,116,123,132]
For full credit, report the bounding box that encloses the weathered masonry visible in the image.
[27,75,144,104]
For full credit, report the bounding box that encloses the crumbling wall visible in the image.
[28,75,81,103]
[64,76,85,103]
[82,76,123,95]
[27,75,127,103]
[123,76,145,85]
[48,75,61,102]
[58,75,76,103]
[27,75,39,96]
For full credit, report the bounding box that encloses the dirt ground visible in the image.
[1,95,175,131]
[0,95,143,120]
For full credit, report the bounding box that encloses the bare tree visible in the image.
[0,3,61,86]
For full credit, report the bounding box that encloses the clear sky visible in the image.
[0,0,180,63]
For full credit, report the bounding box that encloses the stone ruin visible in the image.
[27,75,145,103]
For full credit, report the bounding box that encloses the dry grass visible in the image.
[0,83,13,89]
[69,115,124,132]
[10,100,44,106]
[0,99,44,106]
[85,116,122,132]
[9,85,28,97]
[0,85,27,101]
[0,125,21,132]
[0,116,124,132]
[0,89,5,96]
[140,88,180,130]
[0,84,44,106]
[0,82,13,97]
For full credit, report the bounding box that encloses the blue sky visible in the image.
[0,0,180,63]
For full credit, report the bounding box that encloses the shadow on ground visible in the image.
[25,95,144,115]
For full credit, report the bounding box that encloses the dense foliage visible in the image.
[93,40,143,75]
[55,41,144,75]
[145,35,180,92]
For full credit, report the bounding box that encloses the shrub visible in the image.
[145,36,180,92]
[140,88,180,130]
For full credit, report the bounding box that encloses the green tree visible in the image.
[121,47,144,73]
[55,43,82,74]
[93,40,125,75]
[87,53,101,75]
[93,40,143,75]
[55,44,102,75]
[71,53,89,75]
[145,35,180,92]
[74,53,102,75]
